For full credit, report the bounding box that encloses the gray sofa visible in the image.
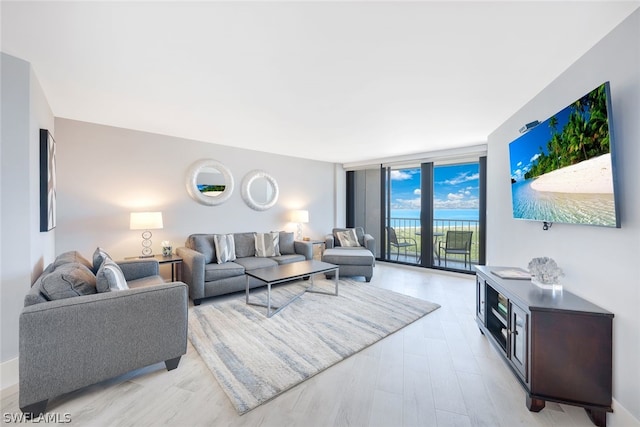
[177,231,313,305]
[19,250,188,417]
[322,227,376,282]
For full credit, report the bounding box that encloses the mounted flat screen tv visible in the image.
[508,82,620,228]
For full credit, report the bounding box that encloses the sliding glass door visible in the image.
[348,156,486,273]
[384,166,421,264]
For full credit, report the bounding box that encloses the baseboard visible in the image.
[0,357,18,391]
[612,398,640,427]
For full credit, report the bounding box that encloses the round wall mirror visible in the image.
[241,170,279,211]
[186,159,234,206]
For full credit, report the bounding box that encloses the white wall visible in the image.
[54,119,339,261]
[0,53,55,385]
[486,10,639,424]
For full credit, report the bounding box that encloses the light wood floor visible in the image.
[1,262,596,426]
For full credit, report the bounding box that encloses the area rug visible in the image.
[188,278,440,415]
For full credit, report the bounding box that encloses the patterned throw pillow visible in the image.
[214,234,236,264]
[255,232,281,257]
[336,229,361,247]
[96,258,129,292]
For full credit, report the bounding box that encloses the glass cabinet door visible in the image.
[476,276,486,324]
[509,302,528,382]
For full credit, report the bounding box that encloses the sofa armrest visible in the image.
[364,234,375,254]
[19,282,188,408]
[176,246,205,300]
[325,234,335,249]
[117,259,159,281]
[294,241,313,260]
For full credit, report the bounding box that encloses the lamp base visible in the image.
[138,254,155,259]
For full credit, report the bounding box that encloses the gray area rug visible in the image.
[188,278,440,415]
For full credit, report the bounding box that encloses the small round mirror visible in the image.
[186,159,234,206]
[241,170,279,211]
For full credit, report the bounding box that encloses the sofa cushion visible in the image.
[214,234,236,264]
[189,234,216,264]
[255,232,280,257]
[40,262,97,301]
[204,262,245,282]
[234,257,278,271]
[92,247,112,273]
[96,258,129,292]
[233,232,256,258]
[271,254,306,265]
[279,231,295,254]
[322,248,374,266]
[335,229,361,247]
[53,251,93,271]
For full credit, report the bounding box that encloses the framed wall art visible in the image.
[40,128,56,232]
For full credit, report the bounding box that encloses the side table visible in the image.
[125,254,183,282]
[298,240,325,261]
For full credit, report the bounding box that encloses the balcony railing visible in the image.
[386,217,480,271]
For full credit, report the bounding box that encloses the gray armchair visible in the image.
[322,227,376,282]
[19,257,188,417]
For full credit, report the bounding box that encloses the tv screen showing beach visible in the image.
[508,82,619,228]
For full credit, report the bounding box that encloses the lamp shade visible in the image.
[130,212,163,230]
[290,210,309,223]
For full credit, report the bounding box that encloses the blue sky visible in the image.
[509,101,572,182]
[390,163,480,210]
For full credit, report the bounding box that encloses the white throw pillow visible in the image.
[336,229,361,247]
[96,258,129,292]
[214,234,236,264]
[255,232,281,257]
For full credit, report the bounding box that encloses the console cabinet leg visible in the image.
[526,395,545,412]
[585,408,607,427]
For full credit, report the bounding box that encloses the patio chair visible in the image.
[387,226,418,261]
[438,230,473,267]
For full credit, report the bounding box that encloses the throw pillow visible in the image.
[190,235,216,264]
[213,234,236,264]
[92,247,112,274]
[255,232,281,257]
[96,258,129,292]
[278,231,295,254]
[336,229,361,247]
[53,251,93,271]
[40,263,97,300]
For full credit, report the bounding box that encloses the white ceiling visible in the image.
[2,1,638,164]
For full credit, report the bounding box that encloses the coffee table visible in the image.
[245,260,339,317]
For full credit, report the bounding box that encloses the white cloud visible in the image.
[413,188,421,195]
[530,153,541,163]
[440,172,480,186]
[390,170,413,181]
[392,197,421,209]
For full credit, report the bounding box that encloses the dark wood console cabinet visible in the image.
[475,266,613,427]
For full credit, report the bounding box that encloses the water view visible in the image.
[511,179,616,227]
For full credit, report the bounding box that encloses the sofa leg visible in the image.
[20,400,48,418]
[165,356,182,371]
[365,277,372,282]
[193,299,202,306]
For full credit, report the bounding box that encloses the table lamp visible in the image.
[291,210,309,240]
[130,212,163,257]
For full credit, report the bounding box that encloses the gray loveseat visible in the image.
[177,231,313,305]
[19,250,188,417]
